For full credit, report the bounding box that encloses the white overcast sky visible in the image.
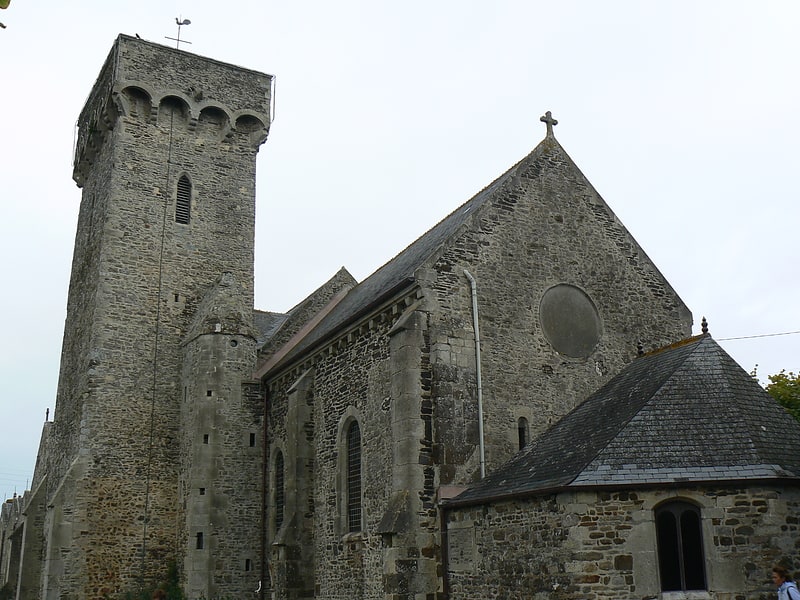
[1,1,798,499]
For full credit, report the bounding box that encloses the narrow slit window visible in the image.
[250,433,256,447]
[196,532,204,550]
[275,451,285,531]
[346,421,362,533]
[245,558,252,572]
[176,175,191,224]
[517,417,529,450]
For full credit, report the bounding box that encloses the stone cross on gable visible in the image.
[540,111,558,137]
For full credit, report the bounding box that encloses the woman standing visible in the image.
[773,566,800,600]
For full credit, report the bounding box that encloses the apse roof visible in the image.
[449,335,800,506]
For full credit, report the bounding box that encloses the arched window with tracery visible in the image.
[176,175,191,224]
[346,420,362,532]
[274,450,285,531]
[655,500,707,592]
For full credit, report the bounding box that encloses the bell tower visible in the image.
[42,35,271,598]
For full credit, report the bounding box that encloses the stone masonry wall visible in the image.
[42,35,271,599]
[417,139,692,481]
[266,297,417,599]
[446,485,800,600]
[180,331,263,600]
[264,137,693,599]
[0,495,25,595]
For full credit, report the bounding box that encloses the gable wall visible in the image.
[417,140,692,477]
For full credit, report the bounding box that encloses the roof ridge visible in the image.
[359,139,549,279]
[639,333,706,358]
[263,137,558,375]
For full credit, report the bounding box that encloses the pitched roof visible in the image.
[448,335,800,506]
[253,310,288,346]
[255,267,356,359]
[263,137,553,375]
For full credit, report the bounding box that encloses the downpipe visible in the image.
[463,269,486,479]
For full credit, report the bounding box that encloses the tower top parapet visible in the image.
[73,34,273,186]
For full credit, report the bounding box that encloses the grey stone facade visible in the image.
[5,31,794,600]
[444,334,800,599]
[0,35,271,599]
[445,486,800,599]
[259,133,693,599]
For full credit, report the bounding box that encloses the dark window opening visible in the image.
[203,434,209,444]
[196,532,204,550]
[249,433,256,447]
[199,488,205,495]
[346,421,362,533]
[245,558,252,572]
[275,451,285,531]
[517,417,529,450]
[656,501,706,592]
[176,175,191,224]
[206,390,213,397]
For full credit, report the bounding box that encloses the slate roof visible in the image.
[253,310,288,347]
[264,138,550,375]
[448,335,800,507]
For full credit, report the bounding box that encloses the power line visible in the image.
[718,329,800,342]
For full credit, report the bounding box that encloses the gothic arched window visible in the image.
[655,501,707,592]
[275,450,285,531]
[176,175,191,224]
[346,421,362,533]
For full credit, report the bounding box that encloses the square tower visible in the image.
[40,35,271,599]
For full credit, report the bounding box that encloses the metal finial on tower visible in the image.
[165,16,192,49]
[701,316,708,335]
[637,340,644,357]
[540,111,558,137]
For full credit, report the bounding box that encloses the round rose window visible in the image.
[539,284,602,358]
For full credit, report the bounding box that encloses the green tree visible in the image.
[766,370,800,422]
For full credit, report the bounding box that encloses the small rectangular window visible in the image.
[249,433,256,447]
[196,532,204,550]
[245,559,252,572]
[199,488,205,495]
[203,434,209,444]
[206,390,213,397]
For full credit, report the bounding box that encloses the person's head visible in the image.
[773,566,792,586]
[151,589,167,600]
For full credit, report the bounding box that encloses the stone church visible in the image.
[1,34,798,600]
